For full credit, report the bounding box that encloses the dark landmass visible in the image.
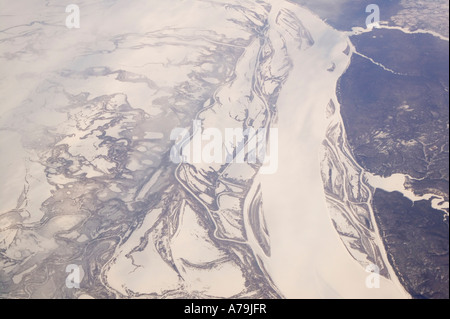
[373,189,449,299]
[351,29,449,84]
[338,30,449,199]
[338,28,449,299]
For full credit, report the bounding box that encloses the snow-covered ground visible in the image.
[258,1,409,298]
[0,0,412,299]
